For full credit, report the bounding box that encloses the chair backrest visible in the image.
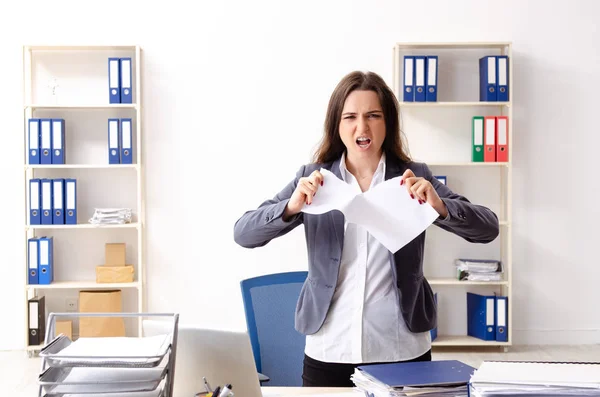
[240,271,308,387]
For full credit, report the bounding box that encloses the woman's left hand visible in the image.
[400,169,448,218]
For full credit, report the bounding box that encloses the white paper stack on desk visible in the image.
[469,361,600,397]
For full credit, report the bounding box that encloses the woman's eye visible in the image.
[344,115,355,120]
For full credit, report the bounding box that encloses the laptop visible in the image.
[143,320,264,397]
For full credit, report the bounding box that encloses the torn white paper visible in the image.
[301,168,440,252]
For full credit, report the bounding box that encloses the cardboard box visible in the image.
[105,243,126,266]
[56,320,73,340]
[79,290,125,337]
[96,265,134,283]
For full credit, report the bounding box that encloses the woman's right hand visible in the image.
[283,170,324,219]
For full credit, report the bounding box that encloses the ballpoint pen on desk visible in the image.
[203,377,212,392]
[212,386,221,397]
[220,384,234,397]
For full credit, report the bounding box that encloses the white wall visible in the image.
[1,0,599,350]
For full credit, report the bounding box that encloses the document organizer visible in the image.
[36,312,179,397]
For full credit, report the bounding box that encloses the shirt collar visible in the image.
[339,151,386,181]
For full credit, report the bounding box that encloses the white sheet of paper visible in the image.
[301,168,439,252]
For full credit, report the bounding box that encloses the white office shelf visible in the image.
[426,162,509,167]
[393,42,513,350]
[26,164,139,170]
[27,281,141,290]
[22,44,145,352]
[395,42,511,50]
[399,101,510,107]
[26,223,139,230]
[432,335,510,347]
[427,278,509,286]
[25,104,138,110]
[25,45,139,51]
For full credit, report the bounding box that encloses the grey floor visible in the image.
[3,345,600,396]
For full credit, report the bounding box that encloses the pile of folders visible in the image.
[29,178,77,225]
[472,115,509,162]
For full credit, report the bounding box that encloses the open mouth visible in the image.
[356,137,372,149]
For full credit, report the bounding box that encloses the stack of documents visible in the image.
[351,360,475,397]
[89,208,133,225]
[469,361,600,396]
[455,259,502,281]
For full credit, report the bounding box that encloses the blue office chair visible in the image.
[240,271,308,387]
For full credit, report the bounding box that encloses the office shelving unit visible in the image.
[23,45,145,355]
[392,42,513,349]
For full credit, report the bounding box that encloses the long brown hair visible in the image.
[312,71,411,164]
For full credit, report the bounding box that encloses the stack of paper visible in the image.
[89,208,133,225]
[469,361,600,397]
[455,259,502,281]
[350,360,475,397]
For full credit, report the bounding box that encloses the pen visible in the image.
[203,377,212,392]
[212,386,221,397]
[220,384,234,397]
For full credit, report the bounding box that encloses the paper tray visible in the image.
[39,334,172,368]
[39,365,167,394]
[42,380,167,397]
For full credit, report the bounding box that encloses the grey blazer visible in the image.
[233,155,499,335]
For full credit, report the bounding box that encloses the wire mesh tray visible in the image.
[39,334,172,368]
[41,379,167,397]
[39,364,168,394]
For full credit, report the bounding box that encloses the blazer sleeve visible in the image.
[233,165,306,248]
[421,163,499,244]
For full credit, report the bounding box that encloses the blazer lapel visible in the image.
[327,157,345,250]
[385,155,408,180]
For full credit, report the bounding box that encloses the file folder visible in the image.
[28,238,39,285]
[496,116,509,162]
[496,296,508,342]
[472,116,484,162]
[426,55,438,102]
[28,296,45,345]
[28,118,40,164]
[403,56,414,102]
[108,118,120,164]
[29,178,41,225]
[479,56,497,101]
[497,55,509,102]
[108,57,121,103]
[40,119,52,165]
[120,118,132,164]
[120,57,132,103]
[53,178,65,224]
[484,116,496,162]
[467,292,496,340]
[38,236,53,285]
[414,56,426,102]
[65,178,77,224]
[51,119,65,164]
[41,179,53,225]
[357,360,475,388]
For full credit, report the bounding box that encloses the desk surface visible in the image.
[262,387,355,396]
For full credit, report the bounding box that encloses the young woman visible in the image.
[234,71,499,387]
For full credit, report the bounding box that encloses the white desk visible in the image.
[262,387,355,396]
